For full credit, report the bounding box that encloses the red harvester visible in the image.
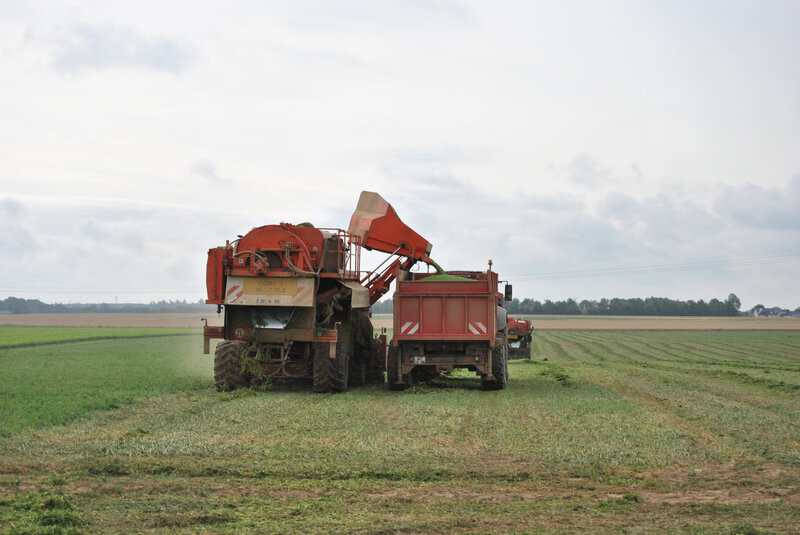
[204,191,436,392]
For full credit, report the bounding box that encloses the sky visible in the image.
[1,0,799,310]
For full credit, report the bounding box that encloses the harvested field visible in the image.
[1,327,798,533]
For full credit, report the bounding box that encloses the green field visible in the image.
[0,333,207,435]
[0,326,194,348]
[1,328,798,534]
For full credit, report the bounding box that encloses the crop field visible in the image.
[1,325,798,534]
[0,326,194,349]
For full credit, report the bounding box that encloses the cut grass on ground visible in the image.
[0,334,210,435]
[0,326,194,348]
[0,330,798,533]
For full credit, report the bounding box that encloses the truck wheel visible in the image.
[313,324,352,393]
[214,340,250,391]
[387,346,407,391]
[481,337,508,391]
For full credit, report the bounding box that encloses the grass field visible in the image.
[1,326,798,533]
[0,326,194,348]
[0,334,208,436]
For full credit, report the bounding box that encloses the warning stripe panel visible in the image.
[401,321,420,335]
[468,322,488,335]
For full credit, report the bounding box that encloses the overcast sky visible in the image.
[1,0,799,309]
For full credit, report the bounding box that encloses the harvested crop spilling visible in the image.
[419,273,471,281]
[420,258,471,281]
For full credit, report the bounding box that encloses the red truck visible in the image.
[387,268,510,390]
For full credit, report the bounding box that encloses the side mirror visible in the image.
[504,284,513,302]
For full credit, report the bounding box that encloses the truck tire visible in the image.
[387,346,407,391]
[214,340,250,391]
[313,324,352,393]
[481,337,508,391]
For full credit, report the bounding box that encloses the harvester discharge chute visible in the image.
[348,191,433,262]
[348,191,437,305]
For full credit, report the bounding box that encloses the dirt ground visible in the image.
[1,313,798,330]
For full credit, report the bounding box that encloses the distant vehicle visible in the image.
[506,317,534,359]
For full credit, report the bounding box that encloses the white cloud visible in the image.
[0,198,36,256]
[1,1,798,309]
[46,25,192,73]
[714,175,800,230]
[189,159,223,183]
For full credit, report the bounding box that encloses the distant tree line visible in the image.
[371,299,394,314]
[373,293,748,316]
[0,297,214,314]
[504,294,743,316]
[5,293,795,318]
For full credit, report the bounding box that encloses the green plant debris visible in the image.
[0,326,194,349]
[0,334,211,435]
[427,258,447,275]
[418,274,472,282]
[419,258,471,280]
[1,328,799,533]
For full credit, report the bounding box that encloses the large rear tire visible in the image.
[365,338,386,384]
[348,311,371,387]
[312,342,331,393]
[481,337,508,391]
[348,349,368,387]
[387,346,407,391]
[214,340,250,391]
[313,324,352,393]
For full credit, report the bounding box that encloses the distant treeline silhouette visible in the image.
[1,293,759,317]
[374,293,745,316]
[0,297,213,315]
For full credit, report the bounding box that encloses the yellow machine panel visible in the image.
[225,276,314,306]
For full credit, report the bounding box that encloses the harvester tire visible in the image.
[349,352,367,387]
[481,337,508,391]
[351,310,384,385]
[313,324,352,393]
[214,340,250,391]
[348,311,371,387]
[312,342,331,393]
[365,339,386,384]
[387,346,407,391]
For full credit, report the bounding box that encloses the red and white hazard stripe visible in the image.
[226,285,243,303]
[400,321,420,335]
[468,321,487,335]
